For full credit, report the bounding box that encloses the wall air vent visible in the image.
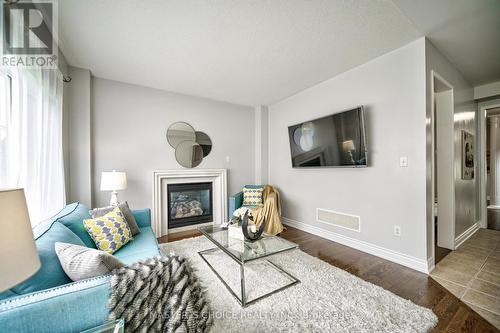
[316,208,360,232]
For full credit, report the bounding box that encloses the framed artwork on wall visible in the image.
[462,130,474,180]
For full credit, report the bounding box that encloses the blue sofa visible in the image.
[0,202,160,333]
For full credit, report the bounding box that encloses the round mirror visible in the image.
[166,122,196,148]
[293,127,302,146]
[195,131,212,157]
[175,141,204,168]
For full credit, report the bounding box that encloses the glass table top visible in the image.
[198,225,299,263]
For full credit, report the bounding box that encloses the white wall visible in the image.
[425,40,477,252]
[268,39,428,267]
[92,78,255,209]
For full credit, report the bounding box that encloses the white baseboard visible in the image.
[454,221,480,249]
[427,256,435,273]
[282,217,430,274]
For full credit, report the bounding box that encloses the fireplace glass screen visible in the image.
[167,182,213,228]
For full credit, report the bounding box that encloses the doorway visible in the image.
[483,107,500,230]
[431,71,455,265]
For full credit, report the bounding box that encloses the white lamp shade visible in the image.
[100,171,127,191]
[342,140,355,151]
[0,189,41,291]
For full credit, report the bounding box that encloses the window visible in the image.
[0,72,12,184]
[0,68,65,226]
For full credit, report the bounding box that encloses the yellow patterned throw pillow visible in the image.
[242,186,264,207]
[83,207,132,254]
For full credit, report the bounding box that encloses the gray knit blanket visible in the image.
[108,254,212,333]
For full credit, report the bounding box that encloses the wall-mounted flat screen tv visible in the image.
[288,106,368,168]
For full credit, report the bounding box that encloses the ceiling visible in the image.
[58,0,420,106]
[58,1,500,106]
[393,0,500,87]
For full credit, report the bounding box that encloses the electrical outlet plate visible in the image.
[394,225,401,236]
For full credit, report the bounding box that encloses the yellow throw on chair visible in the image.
[250,185,284,235]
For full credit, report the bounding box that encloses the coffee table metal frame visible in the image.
[198,228,300,307]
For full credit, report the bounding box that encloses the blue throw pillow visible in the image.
[57,203,96,248]
[11,222,85,295]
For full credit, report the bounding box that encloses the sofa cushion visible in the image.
[11,222,85,295]
[132,209,152,229]
[242,185,264,207]
[90,201,140,235]
[57,203,96,248]
[55,242,125,281]
[114,227,160,265]
[83,207,132,254]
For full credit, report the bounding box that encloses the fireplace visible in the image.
[152,169,227,236]
[167,182,213,229]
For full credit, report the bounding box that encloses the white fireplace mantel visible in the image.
[152,169,227,237]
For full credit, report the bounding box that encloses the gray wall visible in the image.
[268,39,428,261]
[91,78,255,209]
[425,40,477,256]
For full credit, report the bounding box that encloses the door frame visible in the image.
[430,70,455,266]
[478,99,500,229]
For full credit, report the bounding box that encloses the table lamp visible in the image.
[342,140,356,164]
[0,189,41,292]
[100,170,127,206]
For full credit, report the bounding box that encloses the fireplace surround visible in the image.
[152,169,227,236]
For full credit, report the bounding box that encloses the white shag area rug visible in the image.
[160,236,437,333]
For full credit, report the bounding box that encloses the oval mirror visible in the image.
[175,141,204,168]
[195,131,212,157]
[166,122,196,148]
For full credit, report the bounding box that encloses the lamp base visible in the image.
[109,191,119,206]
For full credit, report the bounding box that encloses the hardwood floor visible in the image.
[435,245,451,265]
[158,226,499,332]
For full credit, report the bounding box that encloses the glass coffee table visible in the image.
[198,225,300,307]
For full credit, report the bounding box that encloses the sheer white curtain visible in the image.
[0,68,65,226]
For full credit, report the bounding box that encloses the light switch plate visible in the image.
[399,157,408,167]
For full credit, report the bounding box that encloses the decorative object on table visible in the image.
[0,189,41,291]
[166,121,212,168]
[241,210,266,241]
[83,207,132,254]
[108,254,213,333]
[90,201,140,235]
[55,242,124,281]
[231,206,253,224]
[461,130,474,180]
[100,170,127,206]
[227,207,253,240]
[227,223,245,240]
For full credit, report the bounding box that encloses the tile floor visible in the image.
[431,228,500,329]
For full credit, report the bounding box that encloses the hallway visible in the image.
[431,228,500,329]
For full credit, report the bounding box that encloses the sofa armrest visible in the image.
[132,208,151,228]
[228,192,243,219]
[0,275,110,333]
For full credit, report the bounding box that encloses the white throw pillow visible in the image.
[55,242,125,281]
